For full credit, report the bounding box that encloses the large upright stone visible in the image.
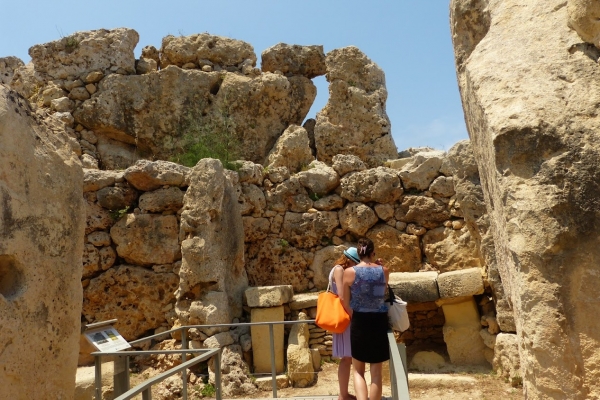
[314,46,398,167]
[451,0,600,396]
[0,86,85,399]
[176,159,248,324]
[251,306,285,373]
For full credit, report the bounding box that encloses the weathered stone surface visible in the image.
[87,231,111,246]
[209,345,258,397]
[340,167,403,203]
[451,0,600,395]
[422,227,482,273]
[96,135,139,170]
[313,194,344,211]
[138,187,185,213]
[177,159,248,324]
[74,66,315,164]
[246,238,309,292]
[493,333,521,387]
[314,46,398,167]
[331,154,367,177]
[0,56,24,85]
[251,306,285,373]
[281,211,339,248]
[409,351,446,372]
[266,177,313,213]
[85,199,112,234]
[438,268,484,299]
[366,224,422,272]
[82,244,100,278]
[236,161,264,185]
[245,285,294,308]
[389,272,439,303]
[239,183,266,215]
[339,202,377,236]
[0,86,85,399]
[309,245,347,290]
[161,33,256,68]
[204,331,235,349]
[29,28,138,79]
[242,217,270,242]
[96,186,137,210]
[568,0,600,47]
[429,176,455,198]
[395,195,450,229]
[261,43,326,78]
[289,292,320,310]
[296,161,340,196]
[83,265,178,341]
[374,203,394,221]
[188,291,231,336]
[110,214,180,266]
[287,313,315,387]
[124,160,190,191]
[441,297,487,365]
[398,150,445,191]
[83,169,118,192]
[265,125,314,173]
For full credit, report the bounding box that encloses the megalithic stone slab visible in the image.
[389,272,440,303]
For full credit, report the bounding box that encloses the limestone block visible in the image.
[287,318,315,387]
[204,332,235,349]
[188,291,232,336]
[208,345,257,397]
[242,217,270,242]
[85,200,113,234]
[83,265,178,341]
[289,292,320,310]
[568,0,600,47]
[239,183,266,216]
[255,375,289,390]
[261,43,326,78]
[389,272,439,302]
[161,33,256,68]
[314,46,398,167]
[246,238,309,292]
[366,224,422,272]
[374,203,395,221]
[493,333,521,387]
[29,28,138,79]
[266,177,313,213]
[82,244,100,278]
[136,57,157,74]
[441,298,486,365]
[429,176,455,197]
[110,214,180,266]
[0,56,23,85]
[422,227,482,272]
[245,285,293,308]
[95,135,139,170]
[87,231,111,246]
[438,268,484,299]
[124,160,190,191]
[309,245,347,290]
[267,166,290,183]
[409,351,446,372]
[138,187,185,213]
[340,167,404,204]
[480,329,497,349]
[398,150,445,191]
[296,161,340,196]
[251,306,285,373]
[96,186,138,211]
[98,246,116,271]
[0,86,85,399]
[331,154,367,177]
[236,161,264,185]
[281,211,339,248]
[339,202,378,236]
[265,125,314,173]
[83,169,118,192]
[313,194,344,211]
[395,195,451,229]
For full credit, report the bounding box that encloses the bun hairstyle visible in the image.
[357,237,375,259]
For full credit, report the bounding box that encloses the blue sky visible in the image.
[0,1,468,152]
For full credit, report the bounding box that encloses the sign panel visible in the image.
[84,325,131,353]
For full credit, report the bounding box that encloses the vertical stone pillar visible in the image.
[246,285,293,373]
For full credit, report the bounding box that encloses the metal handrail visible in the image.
[388,331,410,400]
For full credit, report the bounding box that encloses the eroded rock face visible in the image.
[82,265,179,340]
[176,159,248,325]
[28,28,138,79]
[422,227,481,273]
[261,43,326,78]
[568,0,600,47]
[314,46,398,167]
[0,56,24,85]
[265,124,314,173]
[366,224,421,272]
[0,86,84,398]
[451,0,600,396]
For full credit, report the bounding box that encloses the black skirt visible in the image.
[350,311,390,363]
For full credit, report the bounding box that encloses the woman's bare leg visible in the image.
[352,358,368,400]
[338,357,356,400]
[369,362,383,400]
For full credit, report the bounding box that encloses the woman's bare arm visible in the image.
[341,267,355,317]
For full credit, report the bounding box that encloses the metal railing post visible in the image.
[142,388,152,400]
[94,355,102,400]
[215,348,222,400]
[389,349,398,400]
[181,327,188,400]
[269,323,278,398]
[113,355,130,396]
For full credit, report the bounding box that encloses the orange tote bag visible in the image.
[315,282,350,333]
